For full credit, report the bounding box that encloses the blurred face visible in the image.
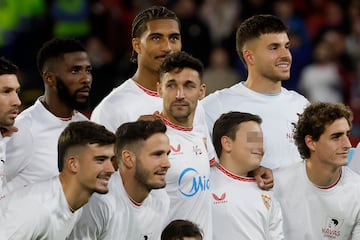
[54,52,92,110]
[134,133,171,190]
[133,19,181,72]
[0,74,21,127]
[226,121,264,175]
[308,118,351,167]
[246,32,292,82]
[158,68,205,127]
[77,143,115,194]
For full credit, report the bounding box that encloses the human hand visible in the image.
[251,165,274,190]
[0,126,18,137]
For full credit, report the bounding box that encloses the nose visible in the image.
[105,159,115,174]
[176,87,184,99]
[161,155,171,169]
[161,39,172,53]
[12,92,21,107]
[343,135,352,149]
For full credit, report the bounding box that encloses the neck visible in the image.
[305,160,342,187]
[132,68,159,92]
[120,169,149,204]
[244,74,282,94]
[220,156,251,177]
[160,112,193,128]
[59,173,92,211]
[41,95,74,118]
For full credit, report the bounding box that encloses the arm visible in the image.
[4,121,33,188]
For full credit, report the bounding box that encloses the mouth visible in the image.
[155,55,169,61]
[8,109,19,119]
[77,87,91,97]
[276,62,291,70]
[97,174,112,185]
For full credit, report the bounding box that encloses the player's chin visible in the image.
[151,180,167,190]
[94,186,110,195]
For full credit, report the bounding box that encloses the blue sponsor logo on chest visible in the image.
[178,167,210,197]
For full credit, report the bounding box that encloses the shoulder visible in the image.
[280,88,309,104]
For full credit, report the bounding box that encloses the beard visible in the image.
[134,157,166,191]
[56,76,90,110]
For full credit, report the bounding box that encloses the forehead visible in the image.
[0,74,20,88]
[143,19,180,37]
[141,132,169,150]
[323,118,350,135]
[247,32,289,48]
[162,67,201,83]
[61,52,90,67]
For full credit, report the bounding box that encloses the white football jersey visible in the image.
[201,82,309,169]
[161,116,216,240]
[273,161,360,239]
[4,98,88,192]
[0,176,81,240]
[69,171,170,240]
[91,79,162,132]
[211,165,284,240]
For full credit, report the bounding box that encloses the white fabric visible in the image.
[201,82,309,169]
[90,79,210,137]
[91,79,162,132]
[162,117,216,240]
[0,176,81,240]
[349,143,360,174]
[273,161,360,239]
[68,171,169,240]
[211,165,284,240]
[0,134,10,198]
[4,98,88,192]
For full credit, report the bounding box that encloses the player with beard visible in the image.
[0,57,21,197]
[69,120,171,240]
[0,121,115,239]
[4,38,92,192]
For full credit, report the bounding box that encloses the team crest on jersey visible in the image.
[193,145,203,155]
[212,192,227,204]
[261,194,271,210]
[321,217,343,238]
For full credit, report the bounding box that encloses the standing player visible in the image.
[201,14,309,169]
[211,111,284,239]
[0,121,115,239]
[90,6,181,132]
[0,57,21,197]
[156,51,215,239]
[273,102,360,239]
[5,38,92,191]
[69,120,171,239]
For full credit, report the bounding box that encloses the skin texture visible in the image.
[43,51,92,117]
[132,19,182,91]
[60,143,115,210]
[243,32,292,94]
[221,121,264,177]
[158,67,205,127]
[121,132,171,203]
[0,74,21,136]
[305,117,352,187]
